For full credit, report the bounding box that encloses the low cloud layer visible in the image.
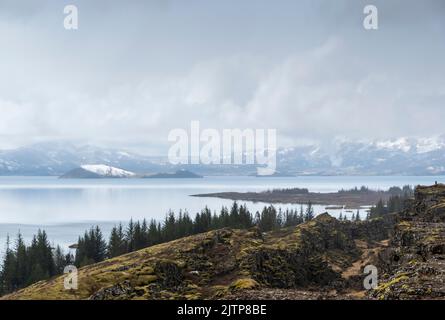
[0,0,444,154]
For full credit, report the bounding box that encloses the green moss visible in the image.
[139,266,155,275]
[132,275,158,286]
[229,278,259,291]
[210,285,229,298]
[398,221,411,228]
[2,216,395,300]
[184,293,201,300]
[375,274,409,293]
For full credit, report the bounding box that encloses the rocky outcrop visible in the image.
[89,281,135,300]
[371,184,445,300]
[242,214,356,289]
[10,185,445,300]
[3,211,395,300]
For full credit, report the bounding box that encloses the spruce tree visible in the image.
[304,201,315,221]
[299,205,305,222]
[15,232,28,287]
[53,245,66,274]
[108,223,127,258]
[92,226,107,262]
[0,235,17,293]
[126,219,135,252]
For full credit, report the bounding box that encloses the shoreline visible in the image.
[192,190,399,209]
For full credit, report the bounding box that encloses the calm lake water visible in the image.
[0,175,443,255]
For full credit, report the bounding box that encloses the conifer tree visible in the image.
[15,232,28,287]
[108,223,127,258]
[304,201,315,221]
[0,235,16,293]
[126,218,135,252]
[53,245,66,274]
[299,205,305,222]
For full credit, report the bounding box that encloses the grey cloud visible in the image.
[0,0,444,153]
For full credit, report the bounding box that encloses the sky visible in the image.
[0,0,444,155]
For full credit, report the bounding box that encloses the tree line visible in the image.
[76,202,316,265]
[367,185,414,219]
[0,230,73,295]
[1,185,414,296]
[0,202,315,295]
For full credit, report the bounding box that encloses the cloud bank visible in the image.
[0,0,444,154]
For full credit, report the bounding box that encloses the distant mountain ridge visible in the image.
[1,136,445,176]
[0,142,166,176]
[276,136,445,175]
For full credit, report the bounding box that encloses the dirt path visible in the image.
[342,239,388,279]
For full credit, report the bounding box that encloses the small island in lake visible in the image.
[143,170,203,179]
[192,185,414,209]
[60,165,202,179]
[59,165,136,179]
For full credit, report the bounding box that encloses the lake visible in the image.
[0,175,443,256]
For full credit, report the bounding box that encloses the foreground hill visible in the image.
[2,214,392,300]
[5,183,445,300]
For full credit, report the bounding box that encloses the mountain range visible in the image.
[0,137,444,176]
[0,142,166,176]
[277,136,445,175]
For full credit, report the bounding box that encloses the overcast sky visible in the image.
[0,0,444,154]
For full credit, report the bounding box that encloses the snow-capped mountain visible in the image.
[60,165,136,179]
[276,136,445,175]
[0,142,167,176]
[80,165,136,177]
[1,137,445,176]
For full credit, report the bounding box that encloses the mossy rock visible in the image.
[229,278,259,291]
[139,266,155,275]
[154,260,184,288]
[210,285,229,298]
[132,275,158,287]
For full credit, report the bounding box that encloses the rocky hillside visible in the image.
[370,184,445,299]
[5,184,445,300]
[2,213,393,300]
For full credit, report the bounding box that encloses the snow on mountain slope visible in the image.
[80,165,135,177]
[1,137,445,176]
[0,142,168,175]
[415,137,445,154]
[374,137,412,152]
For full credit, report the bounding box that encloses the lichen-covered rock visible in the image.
[2,207,401,300]
[229,278,259,291]
[370,184,445,300]
[89,280,135,300]
[154,260,184,288]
